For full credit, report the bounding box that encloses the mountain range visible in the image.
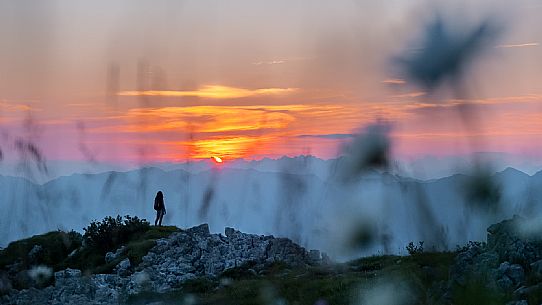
[2,156,542,259]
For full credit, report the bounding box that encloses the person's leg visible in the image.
[159,210,164,226]
[155,211,159,226]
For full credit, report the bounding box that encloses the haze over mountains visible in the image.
[2,155,542,259]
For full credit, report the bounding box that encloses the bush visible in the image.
[83,215,150,253]
[406,241,424,255]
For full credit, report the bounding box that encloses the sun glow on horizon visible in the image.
[212,156,223,163]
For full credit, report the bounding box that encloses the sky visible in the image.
[0,0,541,166]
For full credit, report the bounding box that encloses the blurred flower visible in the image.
[219,277,233,287]
[132,271,150,285]
[354,278,414,305]
[182,294,197,305]
[313,299,329,305]
[346,219,379,251]
[27,265,52,285]
[397,14,500,93]
[463,166,501,214]
[260,285,287,305]
[337,123,391,182]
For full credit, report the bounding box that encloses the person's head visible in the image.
[156,191,163,199]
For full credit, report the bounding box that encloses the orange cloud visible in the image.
[117,85,298,99]
[86,103,366,160]
[0,100,32,112]
[80,93,542,161]
[116,105,297,134]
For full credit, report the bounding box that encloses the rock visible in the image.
[125,271,151,295]
[322,252,332,265]
[307,250,332,265]
[28,245,44,262]
[309,250,321,262]
[513,283,542,300]
[449,243,497,287]
[500,263,524,287]
[497,276,514,291]
[225,227,236,237]
[530,259,542,278]
[506,301,527,305]
[91,274,124,302]
[104,252,116,264]
[115,258,131,276]
[54,268,82,283]
[136,223,317,292]
[478,251,500,268]
[0,271,12,294]
[487,216,540,265]
[186,223,210,236]
[105,246,126,264]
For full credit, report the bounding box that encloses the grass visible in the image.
[451,279,508,305]
[127,252,459,305]
[0,230,82,272]
[127,250,511,305]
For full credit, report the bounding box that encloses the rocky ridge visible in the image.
[1,224,328,305]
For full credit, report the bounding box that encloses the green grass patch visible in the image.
[0,231,82,271]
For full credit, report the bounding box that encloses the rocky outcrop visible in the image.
[1,224,328,305]
[448,215,542,304]
[139,224,325,292]
[104,246,126,264]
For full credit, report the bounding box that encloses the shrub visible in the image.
[83,215,150,253]
[406,241,424,255]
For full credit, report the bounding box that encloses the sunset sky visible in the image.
[0,0,541,164]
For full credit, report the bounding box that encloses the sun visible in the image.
[211,156,223,164]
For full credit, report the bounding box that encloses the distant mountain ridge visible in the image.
[2,161,542,259]
[2,153,541,184]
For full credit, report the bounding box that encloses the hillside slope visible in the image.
[3,217,542,304]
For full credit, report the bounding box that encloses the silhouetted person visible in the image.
[154,191,166,226]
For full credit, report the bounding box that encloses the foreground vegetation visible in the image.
[1,217,512,304]
[126,252,458,305]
